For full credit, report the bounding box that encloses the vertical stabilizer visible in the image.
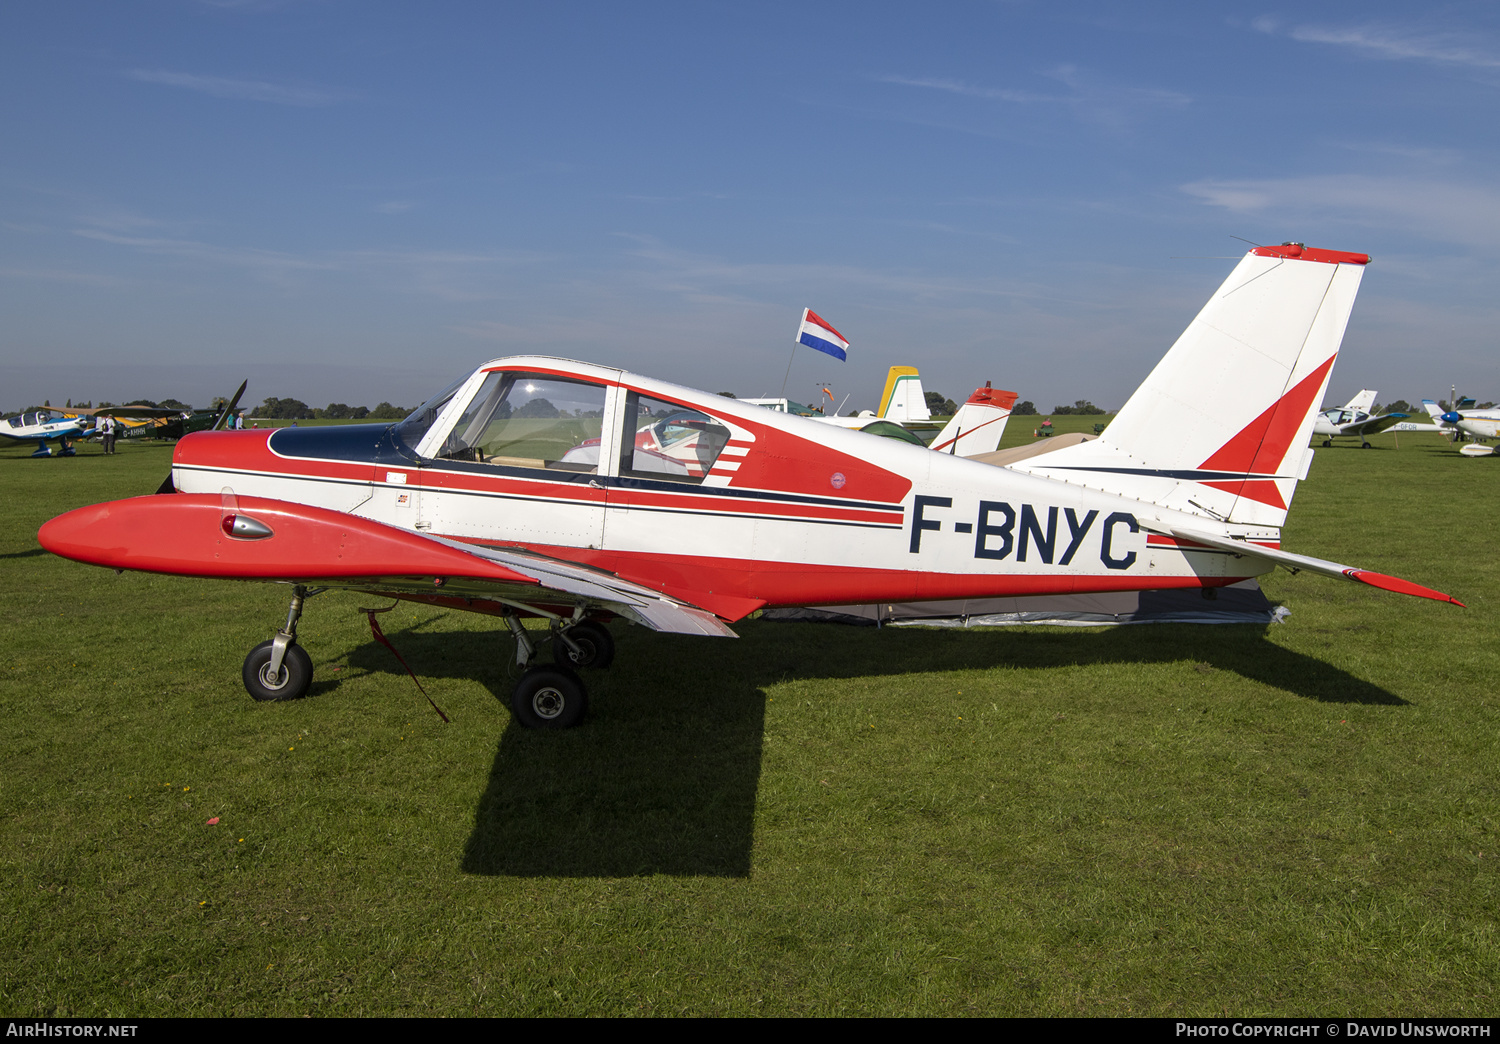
[930,384,1019,457]
[1007,245,1370,528]
[1341,389,1377,414]
[877,366,932,422]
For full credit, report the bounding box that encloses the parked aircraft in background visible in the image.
[40,243,1461,731]
[2,382,247,456]
[750,367,1019,457]
[0,410,93,456]
[96,380,248,442]
[927,382,1019,456]
[747,365,935,428]
[1310,389,1410,447]
[1423,398,1500,455]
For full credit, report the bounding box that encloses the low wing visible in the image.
[1141,522,1464,605]
[1342,412,1409,437]
[38,493,736,637]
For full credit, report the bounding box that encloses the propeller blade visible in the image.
[213,379,249,430]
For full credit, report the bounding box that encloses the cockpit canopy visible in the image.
[398,365,733,484]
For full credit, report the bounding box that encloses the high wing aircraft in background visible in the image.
[96,380,249,441]
[1310,389,1410,447]
[0,410,94,456]
[40,243,1462,730]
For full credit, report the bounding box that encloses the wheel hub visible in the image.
[532,687,565,719]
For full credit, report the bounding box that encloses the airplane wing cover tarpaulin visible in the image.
[39,494,737,637]
[1140,521,1464,606]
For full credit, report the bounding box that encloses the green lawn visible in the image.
[0,427,1494,1016]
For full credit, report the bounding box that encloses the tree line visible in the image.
[252,398,412,420]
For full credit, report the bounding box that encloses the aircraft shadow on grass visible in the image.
[342,615,1403,879]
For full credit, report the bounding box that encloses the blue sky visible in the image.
[3,1,1498,414]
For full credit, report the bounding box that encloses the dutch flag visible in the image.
[796,308,849,362]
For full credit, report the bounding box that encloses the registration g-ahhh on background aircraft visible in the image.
[40,243,1462,728]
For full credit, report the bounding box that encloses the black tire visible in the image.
[553,620,615,669]
[242,640,313,702]
[511,666,588,729]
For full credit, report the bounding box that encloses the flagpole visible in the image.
[778,343,797,403]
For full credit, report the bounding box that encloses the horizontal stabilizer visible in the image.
[1143,522,1464,606]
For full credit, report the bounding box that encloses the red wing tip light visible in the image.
[1345,569,1465,607]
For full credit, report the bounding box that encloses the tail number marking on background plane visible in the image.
[909,495,1137,570]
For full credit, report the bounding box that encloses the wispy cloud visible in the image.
[877,75,1052,104]
[1252,17,1500,69]
[613,234,1063,307]
[1331,141,1462,165]
[878,66,1188,133]
[0,267,130,287]
[70,224,544,298]
[1182,175,1500,249]
[127,68,356,106]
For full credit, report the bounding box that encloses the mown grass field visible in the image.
[1,423,1495,1016]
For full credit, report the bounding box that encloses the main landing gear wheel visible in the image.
[243,640,313,702]
[511,666,588,729]
[554,621,615,670]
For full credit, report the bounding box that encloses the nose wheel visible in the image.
[242,585,315,702]
[243,639,313,701]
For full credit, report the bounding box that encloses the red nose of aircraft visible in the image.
[39,492,540,585]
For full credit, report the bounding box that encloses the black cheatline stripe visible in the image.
[1040,466,1284,481]
[605,503,903,531]
[177,465,903,528]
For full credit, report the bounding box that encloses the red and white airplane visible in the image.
[39,243,1462,728]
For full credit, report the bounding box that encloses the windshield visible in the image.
[394,373,470,450]
[434,372,609,470]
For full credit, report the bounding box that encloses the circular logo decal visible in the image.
[830,472,847,490]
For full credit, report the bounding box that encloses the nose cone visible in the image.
[38,501,126,568]
[1441,411,1463,424]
